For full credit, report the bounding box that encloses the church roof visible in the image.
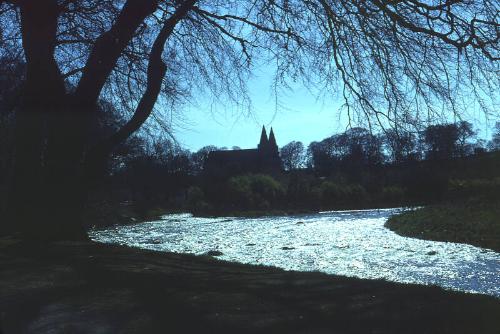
[204,126,282,174]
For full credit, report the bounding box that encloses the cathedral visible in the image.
[204,126,282,176]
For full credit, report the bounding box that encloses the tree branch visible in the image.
[74,0,159,105]
[87,0,197,161]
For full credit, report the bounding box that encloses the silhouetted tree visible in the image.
[456,121,476,157]
[306,140,336,174]
[0,0,498,239]
[113,137,196,213]
[488,123,500,151]
[473,139,488,155]
[191,145,218,174]
[307,128,385,175]
[341,128,385,167]
[383,129,419,164]
[421,122,476,160]
[281,141,305,171]
[423,124,460,160]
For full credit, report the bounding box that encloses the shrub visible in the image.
[316,181,369,209]
[226,174,285,210]
[186,186,213,214]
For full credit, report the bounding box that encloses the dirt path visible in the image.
[1,238,499,333]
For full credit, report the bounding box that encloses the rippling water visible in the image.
[89,208,500,297]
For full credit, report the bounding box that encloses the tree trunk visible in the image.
[6,108,92,241]
[4,1,89,241]
[5,82,95,240]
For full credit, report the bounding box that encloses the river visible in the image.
[89,208,500,297]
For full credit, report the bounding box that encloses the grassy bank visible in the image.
[386,199,500,252]
[1,238,499,333]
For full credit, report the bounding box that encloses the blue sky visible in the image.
[176,92,346,151]
[172,66,498,152]
[174,64,351,151]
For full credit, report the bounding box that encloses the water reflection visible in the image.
[89,209,500,297]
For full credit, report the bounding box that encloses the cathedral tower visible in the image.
[268,127,278,152]
[258,125,269,150]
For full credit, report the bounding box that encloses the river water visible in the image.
[89,208,500,297]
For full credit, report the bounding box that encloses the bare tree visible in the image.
[0,0,498,239]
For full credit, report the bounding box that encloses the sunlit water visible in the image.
[89,208,500,297]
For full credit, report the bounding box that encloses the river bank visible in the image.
[83,200,402,225]
[1,238,499,333]
[385,198,500,252]
[191,204,415,218]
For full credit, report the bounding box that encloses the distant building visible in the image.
[204,126,282,176]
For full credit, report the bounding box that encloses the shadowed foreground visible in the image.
[1,239,499,334]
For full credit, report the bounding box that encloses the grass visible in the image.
[386,198,500,252]
[1,238,499,333]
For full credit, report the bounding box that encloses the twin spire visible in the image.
[258,125,277,150]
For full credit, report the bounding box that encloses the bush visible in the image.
[344,184,370,204]
[186,186,214,214]
[227,176,254,208]
[315,181,369,209]
[226,174,285,210]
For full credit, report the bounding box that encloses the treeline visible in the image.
[2,105,499,220]
[282,123,500,172]
[187,123,500,215]
[112,121,500,184]
[111,122,500,217]
[2,98,500,220]
[1,58,499,220]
